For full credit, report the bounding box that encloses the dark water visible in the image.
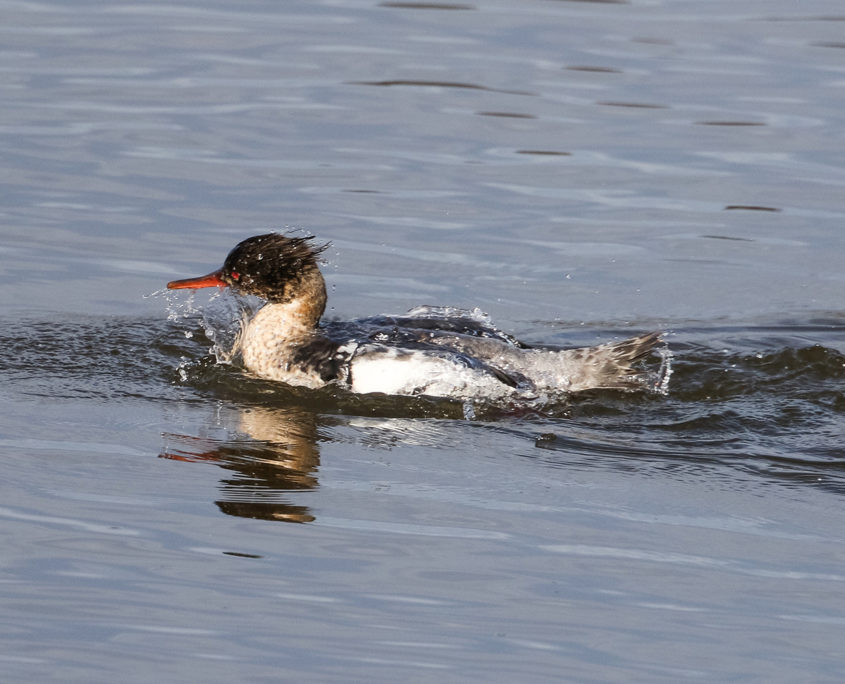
[2,0,845,682]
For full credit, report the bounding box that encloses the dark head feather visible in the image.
[219,233,329,303]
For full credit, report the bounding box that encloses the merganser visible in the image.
[167,233,666,400]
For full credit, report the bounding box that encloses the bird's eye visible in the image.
[231,271,240,281]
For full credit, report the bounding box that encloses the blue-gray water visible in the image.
[2,1,845,682]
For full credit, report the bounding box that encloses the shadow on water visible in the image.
[2,312,844,522]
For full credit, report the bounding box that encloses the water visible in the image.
[2,0,845,681]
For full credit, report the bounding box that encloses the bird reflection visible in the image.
[160,405,320,523]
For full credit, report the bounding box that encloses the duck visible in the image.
[167,233,666,400]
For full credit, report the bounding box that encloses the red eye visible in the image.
[231,271,240,281]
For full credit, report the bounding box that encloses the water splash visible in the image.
[405,305,494,326]
[153,287,259,370]
[653,345,674,395]
[199,290,253,364]
[632,343,673,397]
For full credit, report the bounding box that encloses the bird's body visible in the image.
[168,233,666,399]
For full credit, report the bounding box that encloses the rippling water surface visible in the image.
[2,0,845,681]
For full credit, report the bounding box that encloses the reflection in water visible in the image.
[597,100,668,109]
[351,79,535,96]
[516,149,572,156]
[378,2,476,8]
[161,406,321,523]
[723,205,781,212]
[696,120,766,126]
[566,65,622,73]
[475,111,535,119]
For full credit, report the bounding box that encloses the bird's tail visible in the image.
[567,331,671,393]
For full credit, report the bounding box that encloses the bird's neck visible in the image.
[267,267,327,330]
[240,268,327,366]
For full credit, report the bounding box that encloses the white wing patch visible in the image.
[348,346,515,399]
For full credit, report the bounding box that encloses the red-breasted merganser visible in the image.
[167,233,665,399]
